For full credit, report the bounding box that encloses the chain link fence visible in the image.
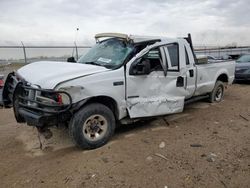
[195,46,250,59]
[0,44,91,64]
[1,44,250,66]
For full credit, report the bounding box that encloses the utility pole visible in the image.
[21,41,27,64]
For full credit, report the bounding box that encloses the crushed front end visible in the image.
[2,72,72,129]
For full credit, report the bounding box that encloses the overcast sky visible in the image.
[0,0,250,46]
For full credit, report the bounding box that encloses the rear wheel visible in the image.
[69,103,115,149]
[209,81,224,103]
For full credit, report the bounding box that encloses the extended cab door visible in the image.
[182,43,197,99]
[126,41,188,118]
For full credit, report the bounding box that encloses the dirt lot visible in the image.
[0,83,250,188]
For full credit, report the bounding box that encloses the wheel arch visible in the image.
[216,73,229,83]
[79,96,119,120]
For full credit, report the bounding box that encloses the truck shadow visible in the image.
[115,118,156,135]
[114,99,211,138]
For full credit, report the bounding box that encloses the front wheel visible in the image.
[208,81,225,103]
[69,103,116,149]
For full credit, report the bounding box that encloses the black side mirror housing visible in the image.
[67,56,76,63]
[129,59,151,75]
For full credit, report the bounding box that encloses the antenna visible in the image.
[74,27,79,43]
[72,28,79,58]
[21,41,27,64]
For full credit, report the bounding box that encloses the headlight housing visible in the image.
[58,86,85,104]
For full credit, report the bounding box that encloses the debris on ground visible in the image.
[239,114,249,121]
[124,133,136,138]
[206,153,217,162]
[101,157,109,163]
[162,118,170,126]
[154,153,168,161]
[201,154,206,158]
[190,144,203,147]
[146,156,153,161]
[212,175,228,188]
[151,126,168,131]
[37,128,53,150]
[159,142,166,149]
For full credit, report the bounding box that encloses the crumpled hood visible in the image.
[17,61,109,89]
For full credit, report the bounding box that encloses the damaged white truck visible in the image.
[2,33,235,149]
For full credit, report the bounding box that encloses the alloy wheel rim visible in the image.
[82,114,108,142]
[215,87,223,101]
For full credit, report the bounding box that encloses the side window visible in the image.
[164,43,179,71]
[142,48,163,72]
[185,47,190,65]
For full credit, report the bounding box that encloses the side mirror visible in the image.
[67,56,76,63]
[129,59,151,75]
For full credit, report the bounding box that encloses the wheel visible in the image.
[208,81,224,103]
[13,97,26,123]
[13,84,26,123]
[69,103,116,149]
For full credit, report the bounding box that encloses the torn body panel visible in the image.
[126,71,186,118]
[127,95,184,118]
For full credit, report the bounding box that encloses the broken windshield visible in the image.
[78,38,134,69]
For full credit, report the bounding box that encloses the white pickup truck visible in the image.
[2,33,235,149]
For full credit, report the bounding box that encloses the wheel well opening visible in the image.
[85,96,119,119]
[217,74,228,83]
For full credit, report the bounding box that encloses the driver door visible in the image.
[126,42,186,118]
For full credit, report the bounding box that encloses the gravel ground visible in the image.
[0,83,249,188]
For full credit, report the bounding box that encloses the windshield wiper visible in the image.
[84,61,114,69]
[84,62,103,67]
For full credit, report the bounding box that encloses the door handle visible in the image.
[189,69,194,77]
[176,76,184,87]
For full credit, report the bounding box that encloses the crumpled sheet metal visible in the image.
[127,95,184,118]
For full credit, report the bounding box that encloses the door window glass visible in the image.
[164,43,179,71]
[142,48,163,72]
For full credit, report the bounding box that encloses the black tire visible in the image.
[13,97,26,123]
[208,81,224,103]
[69,103,116,149]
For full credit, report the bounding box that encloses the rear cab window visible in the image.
[163,43,179,71]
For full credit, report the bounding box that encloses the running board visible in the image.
[185,95,209,105]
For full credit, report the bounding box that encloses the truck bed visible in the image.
[194,60,235,96]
